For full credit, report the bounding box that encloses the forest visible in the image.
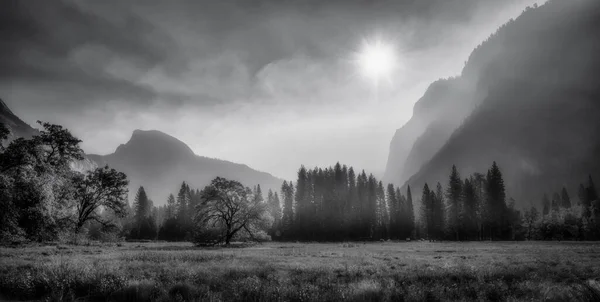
[1,121,598,245]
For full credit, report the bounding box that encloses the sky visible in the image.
[1,0,543,180]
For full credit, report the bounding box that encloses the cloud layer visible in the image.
[1,0,543,179]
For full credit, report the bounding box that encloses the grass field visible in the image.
[1,241,600,301]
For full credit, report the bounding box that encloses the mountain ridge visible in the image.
[89,129,283,204]
[386,0,600,208]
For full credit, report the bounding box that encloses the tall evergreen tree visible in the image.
[254,185,264,204]
[267,190,282,239]
[387,184,398,239]
[166,194,176,219]
[433,182,445,240]
[281,181,295,239]
[560,187,571,209]
[376,181,388,239]
[134,187,151,222]
[462,178,479,240]
[486,162,506,240]
[132,186,157,239]
[588,175,598,203]
[420,183,432,240]
[446,165,462,240]
[578,184,588,207]
[551,192,561,212]
[175,182,192,240]
[406,185,415,239]
[542,194,551,216]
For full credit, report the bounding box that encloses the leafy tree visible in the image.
[72,166,129,232]
[194,177,269,246]
[0,122,85,241]
[523,206,539,240]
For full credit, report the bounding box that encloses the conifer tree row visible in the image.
[271,163,414,242]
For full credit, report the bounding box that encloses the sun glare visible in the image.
[356,38,398,83]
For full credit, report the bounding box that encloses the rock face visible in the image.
[385,0,600,206]
[88,129,283,204]
[0,98,38,139]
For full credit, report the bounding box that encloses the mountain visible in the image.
[385,0,600,207]
[0,98,38,139]
[88,130,283,204]
[384,77,480,185]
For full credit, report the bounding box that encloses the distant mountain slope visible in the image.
[88,129,283,204]
[0,98,38,139]
[398,0,600,205]
[384,77,480,185]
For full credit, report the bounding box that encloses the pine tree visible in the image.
[542,194,550,216]
[486,162,506,240]
[134,186,151,222]
[578,184,588,207]
[551,192,561,213]
[347,167,358,238]
[366,174,378,238]
[387,184,398,239]
[176,182,191,240]
[398,193,407,238]
[561,187,571,209]
[462,178,479,240]
[132,186,157,240]
[588,175,598,203]
[254,185,264,204]
[434,182,445,240]
[374,181,387,239]
[281,181,295,239]
[420,183,432,240]
[446,165,462,240]
[267,190,282,239]
[406,185,415,239]
[294,167,308,239]
[166,194,176,219]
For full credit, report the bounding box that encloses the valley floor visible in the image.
[1,241,600,301]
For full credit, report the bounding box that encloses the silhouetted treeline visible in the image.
[418,162,522,241]
[267,163,414,242]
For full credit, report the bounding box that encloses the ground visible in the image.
[1,241,600,301]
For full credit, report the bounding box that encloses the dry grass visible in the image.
[1,241,600,301]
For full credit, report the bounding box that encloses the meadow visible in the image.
[1,241,600,301]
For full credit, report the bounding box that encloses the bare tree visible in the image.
[72,166,129,231]
[194,177,269,246]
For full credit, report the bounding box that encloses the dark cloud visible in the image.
[0,0,541,178]
[0,0,170,106]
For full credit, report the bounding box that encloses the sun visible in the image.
[355,38,398,83]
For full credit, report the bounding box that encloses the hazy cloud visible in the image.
[0,0,544,179]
